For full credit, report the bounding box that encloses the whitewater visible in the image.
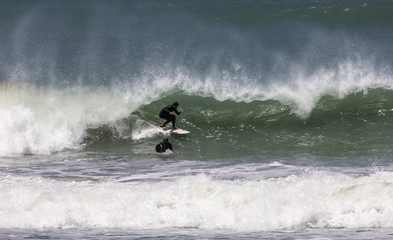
[2,169,393,230]
[1,0,393,239]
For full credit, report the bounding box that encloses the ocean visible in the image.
[1,0,393,239]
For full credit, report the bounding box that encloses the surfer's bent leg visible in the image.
[171,115,176,128]
[159,112,172,127]
[164,117,172,126]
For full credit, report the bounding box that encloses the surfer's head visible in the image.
[163,137,169,142]
[173,102,179,107]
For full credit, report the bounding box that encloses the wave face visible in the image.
[133,90,393,161]
[1,0,393,158]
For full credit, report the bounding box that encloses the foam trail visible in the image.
[131,120,163,140]
[1,171,393,230]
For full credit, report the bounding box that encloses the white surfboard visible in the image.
[161,126,190,135]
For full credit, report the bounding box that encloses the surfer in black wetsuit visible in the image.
[159,101,183,130]
[155,137,173,153]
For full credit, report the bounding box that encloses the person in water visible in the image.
[155,137,173,153]
[159,101,183,130]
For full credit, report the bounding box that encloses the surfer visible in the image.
[155,137,173,153]
[159,101,183,130]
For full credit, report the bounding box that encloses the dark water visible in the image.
[1,0,393,239]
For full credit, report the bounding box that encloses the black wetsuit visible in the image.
[159,105,181,128]
[155,141,173,153]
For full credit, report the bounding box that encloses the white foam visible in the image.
[0,85,139,156]
[1,171,393,230]
[0,105,78,155]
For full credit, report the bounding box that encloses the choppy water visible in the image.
[1,0,393,239]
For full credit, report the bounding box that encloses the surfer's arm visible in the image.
[173,109,183,115]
